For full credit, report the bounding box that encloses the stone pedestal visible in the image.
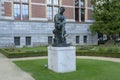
[48,46,76,73]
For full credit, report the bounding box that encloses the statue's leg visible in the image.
[61,26,65,38]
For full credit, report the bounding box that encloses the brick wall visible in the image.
[62,0,74,6]
[87,0,92,7]
[2,2,12,17]
[87,9,93,20]
[64,7,74,19]
[87,0,93,20]
[0,0,93,21]
[31,0,46,3]
[30,0,46,19]
[62,0,74,20]
[31,5,46,18]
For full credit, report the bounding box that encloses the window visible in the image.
[47,0,59,20]
[53,7,58,17]
[74,0,85,22]
[81,9,85,21]
[47,0,52,5]
[75,0,79,7]
[26,37,31,46]
[14,0,29,20]
[76,36,80,44]
[75,8,79,21]
[80,0,85,7]
[54,0,58,5]
[14,4,20,20]
[22,4,29,20]
[14,0,20,2]
[22,0,28,3]
[83,36,87,43]
[14,37,20,46]
[47,7,53,19]
[48,36,52,44]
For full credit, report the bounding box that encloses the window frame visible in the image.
[14,37,20,46]
[83,35,87,43]
[47,0,59,21]
[13,0,29,21]
[76,36,80,44]
[48,36,53,44]
[74,0,86,22]
[26,36,31,46]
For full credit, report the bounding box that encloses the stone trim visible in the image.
[31,3,46,6]
[0,16,14,20]
[62,5,74,8]
[29,18,48,21]
[85,20,95,22]
[66,19,75,22]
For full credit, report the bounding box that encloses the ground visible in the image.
[1,53,120,80]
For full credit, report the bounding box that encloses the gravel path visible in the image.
[11,56,120,63]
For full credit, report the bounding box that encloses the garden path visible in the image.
[0,53,35,80]
[11,56,120,63]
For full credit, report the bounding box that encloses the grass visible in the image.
[14,59,120,80]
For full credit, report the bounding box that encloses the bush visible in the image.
[76,49,120,58]
[0,49,47,58]
[1,46,120,58]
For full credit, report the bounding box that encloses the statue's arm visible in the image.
[63,16,66,24]
[54,14,61,24]
[60,16,66,25]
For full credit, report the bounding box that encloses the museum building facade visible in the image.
[0,0,97,47]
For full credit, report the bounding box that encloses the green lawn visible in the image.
[14,59,120,80]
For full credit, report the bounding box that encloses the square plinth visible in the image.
[48,46,76,73]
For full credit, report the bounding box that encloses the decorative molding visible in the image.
[31,3,46,6]
[87,7,93,10]
[62,5,74,8]
[85,20,95,22]
[0,16,14,20]
[4,0,12,2]
[66,19,75,22]
[30,18,48,21]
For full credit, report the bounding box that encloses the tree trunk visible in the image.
[105,35,115,45]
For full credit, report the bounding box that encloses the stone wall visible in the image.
[0,20,98,48]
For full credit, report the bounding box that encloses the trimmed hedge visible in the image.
[0,49,47,58]
[76,50,120,58]
[1,47,120,58]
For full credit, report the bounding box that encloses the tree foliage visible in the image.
[90,0,120,36]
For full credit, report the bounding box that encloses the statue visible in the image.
[52,7,70,47]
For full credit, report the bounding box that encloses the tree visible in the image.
[90,0,120,40]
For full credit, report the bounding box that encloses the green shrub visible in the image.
[77,46,94,50]
[1,45,120,58]
[0,48,47,58]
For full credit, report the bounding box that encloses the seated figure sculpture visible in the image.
[52,7,69,47]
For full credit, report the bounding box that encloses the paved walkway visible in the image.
[0,53,35,80]
[0,53,120,80]
[11,56,120,63]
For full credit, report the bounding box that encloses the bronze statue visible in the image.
[52,7,70,47]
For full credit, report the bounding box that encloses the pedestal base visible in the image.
[48,46,76,73]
